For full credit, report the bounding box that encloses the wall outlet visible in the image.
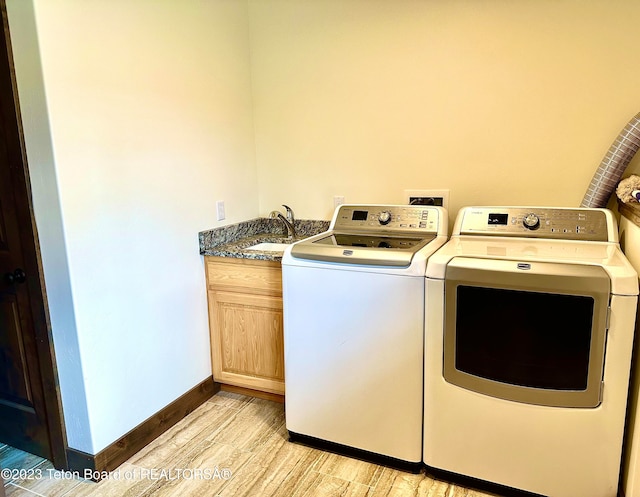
[333,195,345,208]
[404,189,450,210]
[216,200,225,221]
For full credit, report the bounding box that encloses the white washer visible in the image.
[282,204,448,469]
[424,206,638,497]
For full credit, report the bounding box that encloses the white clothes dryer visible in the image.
[617,212,640,497]
[424,206,638,497]
[283,204,448,470]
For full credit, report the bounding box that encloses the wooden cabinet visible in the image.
[205,256,285,396]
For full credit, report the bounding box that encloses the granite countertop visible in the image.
[199,217,330,261]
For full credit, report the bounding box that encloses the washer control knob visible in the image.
[378,210,393,225]
[523,213,540,230]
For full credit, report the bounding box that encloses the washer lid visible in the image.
[290,232,436,266]
[288,203,448,267]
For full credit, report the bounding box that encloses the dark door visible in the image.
[0,2,66,467]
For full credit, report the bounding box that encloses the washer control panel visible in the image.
[333,205,440,233]
[458,207,611,241]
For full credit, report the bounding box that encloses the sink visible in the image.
[246,242,291,253]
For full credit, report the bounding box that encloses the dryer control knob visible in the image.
[523,213,540,230]
[378,211,392,225]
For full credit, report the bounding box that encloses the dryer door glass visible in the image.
[443,258,610,408]
[455,286,592,390]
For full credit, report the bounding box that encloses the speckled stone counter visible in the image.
[199,217,330,261]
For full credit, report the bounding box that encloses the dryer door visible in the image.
[444,257,610,408]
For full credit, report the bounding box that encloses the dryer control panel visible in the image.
[457,207,612,241]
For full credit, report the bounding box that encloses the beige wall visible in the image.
[8,0,258,453]
[249,0,640,221]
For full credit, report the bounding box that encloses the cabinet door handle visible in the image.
[4,268,26,285]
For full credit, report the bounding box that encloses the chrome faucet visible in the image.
[282,204,294,224]
[270,204,296,239]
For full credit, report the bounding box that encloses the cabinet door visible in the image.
[209,290,284,395]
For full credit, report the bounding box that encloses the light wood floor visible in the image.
[2,391,502,497]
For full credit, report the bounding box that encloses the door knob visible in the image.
[4,268,26,285]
